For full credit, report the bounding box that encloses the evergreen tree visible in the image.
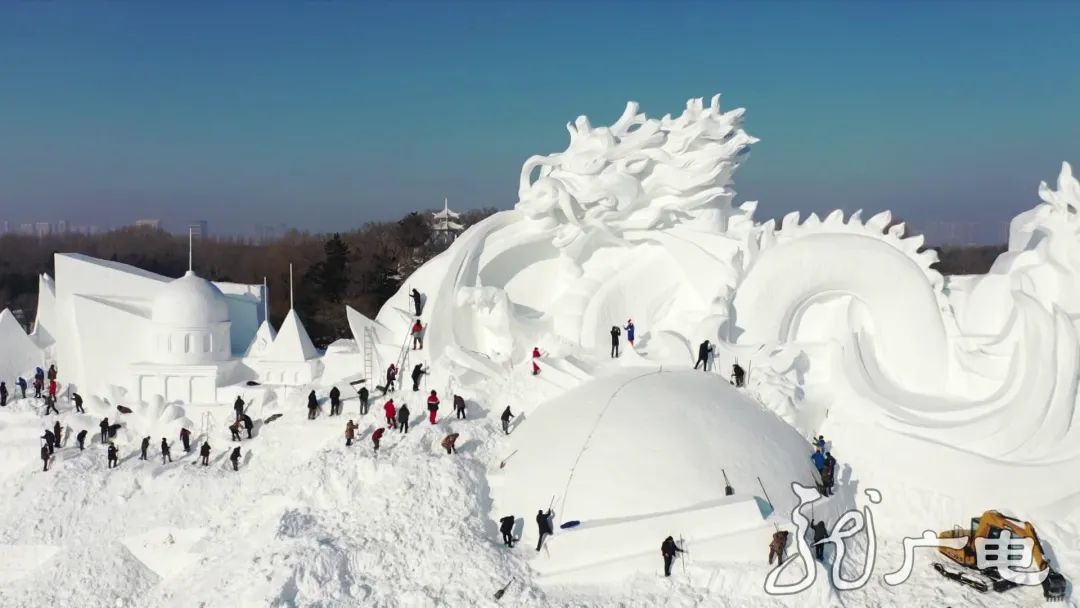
[319,233,350,303]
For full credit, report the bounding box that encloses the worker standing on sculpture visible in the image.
[411,288,423,316]
[411,319,425,350]
[661,536,685,577]
[411,363,427,392]
[610,326,621,358]
[501,406,515,435]
[536,509,554,552]
[384,364,397,394]
[694,340,713,371]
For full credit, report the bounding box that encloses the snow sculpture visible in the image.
[30,273,56,350]
[253,309,321,386]
[48,254,264,402]
[0,309,43,382]
[356,94,1080,546]
[495,369,815,583]
[517,94,756,233]
[732,210,950,393]
[149,271,232,365]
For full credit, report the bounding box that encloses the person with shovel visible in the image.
[535,508,554,552]
[661,536,685,577]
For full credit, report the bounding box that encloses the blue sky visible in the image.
[2,1,1078,242]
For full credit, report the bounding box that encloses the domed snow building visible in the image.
[130,270,237,402]
[493,369,815,584]
[41,254,266,403]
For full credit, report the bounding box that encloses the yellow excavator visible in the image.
[935,510,1067,602]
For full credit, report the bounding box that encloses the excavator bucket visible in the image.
[1044,570,1066,601]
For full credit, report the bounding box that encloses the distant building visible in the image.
[35,222,51,238]
[19,223,34,235]
[189,220,209,239]
[135,219,163,230]
[0,221,10,234]
[54,220,69,235]
[432,198,464,244]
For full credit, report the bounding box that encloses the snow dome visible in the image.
[152,270,231,326]
[494,368,815,582]
[150,270,232,364]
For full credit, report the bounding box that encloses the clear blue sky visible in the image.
[2,1,1078,242]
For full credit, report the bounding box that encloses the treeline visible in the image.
[0,208,498,344]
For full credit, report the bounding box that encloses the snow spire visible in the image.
[188,226,193,272]
[263,276,269,321]
[289,263,294,310]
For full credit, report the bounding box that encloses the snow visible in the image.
[0,309,42,383]
[2,96,1080,606]
[260,310,319,363]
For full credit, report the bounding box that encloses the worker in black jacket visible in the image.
[661,536,685,577]
[535,509,553,551]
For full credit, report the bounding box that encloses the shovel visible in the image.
[722,469,734,496]
[494,578,513,600]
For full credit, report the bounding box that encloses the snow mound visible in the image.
[494,369,814,582]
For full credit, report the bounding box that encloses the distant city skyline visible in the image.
[2,2,1078,243]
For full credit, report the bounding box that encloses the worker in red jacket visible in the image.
[411,319,425,350]
[532,347,542,376]
[427,390,440,424]
[383,399,398,429]
[372,427,385,453]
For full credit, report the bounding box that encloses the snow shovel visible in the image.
[116,405,133,414]
[498,449,518,469]
[493,578,513,600]
[264,413,284,424]
[722,469,734,496]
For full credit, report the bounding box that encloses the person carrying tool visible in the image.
[661,536,685,577]
[411,319,425,350]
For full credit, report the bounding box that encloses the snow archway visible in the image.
[733,233,948,394]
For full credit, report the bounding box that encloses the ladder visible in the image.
[394,330,412,388]
[200,410,217,441]
[362,325,379,384]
